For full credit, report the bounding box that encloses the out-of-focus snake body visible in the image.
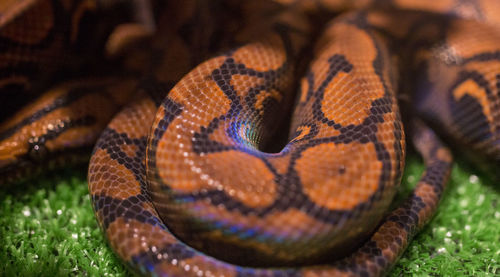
[1,0,500,276]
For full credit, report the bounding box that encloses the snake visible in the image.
[1,0,500,276]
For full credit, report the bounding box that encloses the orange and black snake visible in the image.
[1,0,500,276]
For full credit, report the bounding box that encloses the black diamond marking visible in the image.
[95,128,149,193]
[175,128,392,224]
[191,48,291,155]
[448,70,493,144]
[312,54,354,125]
[420,160,451,197]
[92,194,164,230]
[146,96,184,191]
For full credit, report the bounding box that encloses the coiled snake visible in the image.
[1,0,500,276]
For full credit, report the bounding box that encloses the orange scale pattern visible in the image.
[4,1,500,276]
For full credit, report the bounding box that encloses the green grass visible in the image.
[390,156,500,276]
[0,168,129,276]
[1,156,499,276]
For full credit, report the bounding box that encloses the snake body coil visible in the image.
[2,0,500,276]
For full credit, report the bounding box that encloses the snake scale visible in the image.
[1,0,500,276]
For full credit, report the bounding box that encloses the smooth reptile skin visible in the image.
[2,0,500,276]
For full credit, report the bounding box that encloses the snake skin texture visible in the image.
[2,0,500,276]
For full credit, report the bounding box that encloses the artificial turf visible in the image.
[1,155,499,276]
